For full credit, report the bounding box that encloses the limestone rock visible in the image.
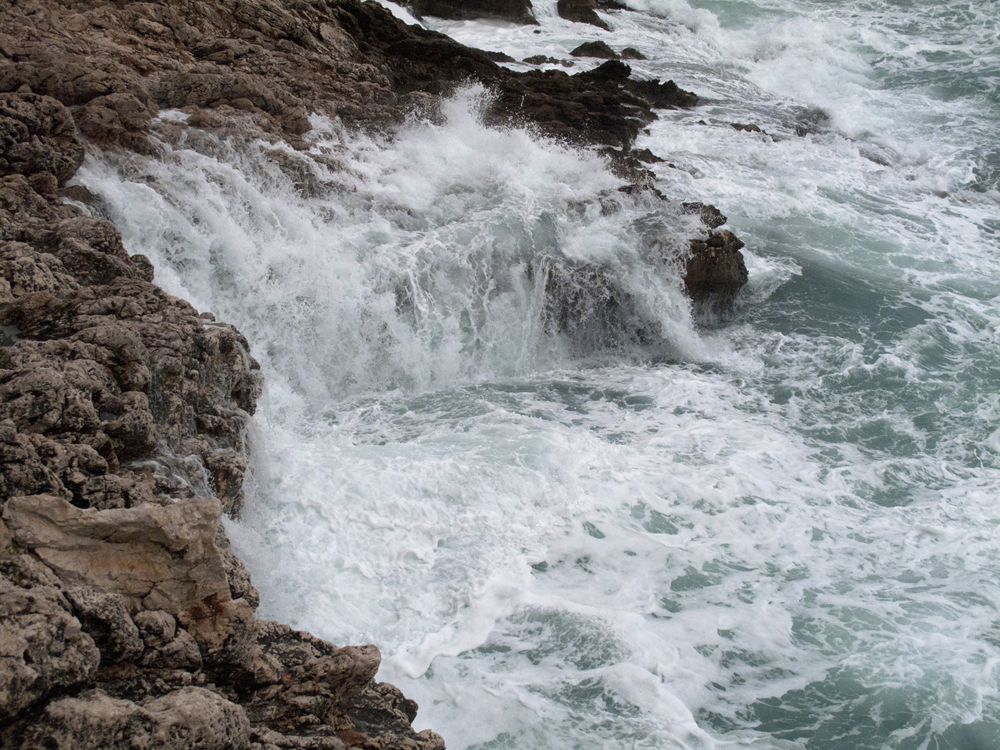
[4,686,251,750]
[63,585,144,664]
[2,494,231,613]
[0,572,100,722]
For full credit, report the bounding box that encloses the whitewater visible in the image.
[73,0,1000,747]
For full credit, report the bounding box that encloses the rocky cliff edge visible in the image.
[0,0,747,747]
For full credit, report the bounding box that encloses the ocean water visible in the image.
[74,0,1000,747]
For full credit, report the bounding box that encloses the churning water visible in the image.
[75,0,1000,747]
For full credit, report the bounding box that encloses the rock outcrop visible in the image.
[557,0,611,30]
[0,0,747,745]
[410,0,538,25]
[0,62,441,750]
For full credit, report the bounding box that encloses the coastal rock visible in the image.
[557,0,611,30]
[62,586,144,664]
[410,0,538,25]
[4,686,251,750]
[0,569,100,722]
[570,41,619,60]
[2,494,231,613]
[685,230,748,300]
[490,61,698,147]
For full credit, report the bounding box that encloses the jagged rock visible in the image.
[490,61,697,147]
[682,201,727,229]
[570,41,619,60]
[411,0,538,24]
[134,610,177,648]
[63,586,144,664]
[4,686,251,750]
[523,55,572,67]
[177,594,256,672]
[0,570,100,721]
[216,525,260,610]
[485,50,516,63]
[621,47,646,60]
[140,627,203,671]
[557,0,610,29]
[685,230,748,300]
[2,494,232,613]
[0,93,84,187]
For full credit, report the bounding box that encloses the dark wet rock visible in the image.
[621,47,647,60]
[524,54,573,67]
[570,41,619,60]
[490,61,698,148]
[789,105,830,136]
[633,147,664,164]
[557,0,611,30]
[411,0,538,24]
[485,50,516,63]
[682,202,727,230]
[731,122,763,133]
[685,230,748,300]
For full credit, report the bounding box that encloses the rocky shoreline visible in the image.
[0,1,747,747]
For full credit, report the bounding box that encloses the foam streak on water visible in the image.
[75,0,1000,747]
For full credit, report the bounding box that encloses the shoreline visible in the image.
[0,1,747,746]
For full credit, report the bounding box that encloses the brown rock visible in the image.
[685,230,748,300]
[2,494,232,613]
[0,573,100,722]
[63,585,144,664]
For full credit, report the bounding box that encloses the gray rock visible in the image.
[6,686,250,750]
[0,573,100,722]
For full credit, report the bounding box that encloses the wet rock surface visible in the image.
[0,0,746,745]
[410,0,538,25]
[557,0,611,30]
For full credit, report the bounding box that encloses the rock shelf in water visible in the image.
[0,0,748,747]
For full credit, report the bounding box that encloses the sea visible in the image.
[73,0,1000,747]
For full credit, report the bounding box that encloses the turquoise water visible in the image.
[77,0,1000,747]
